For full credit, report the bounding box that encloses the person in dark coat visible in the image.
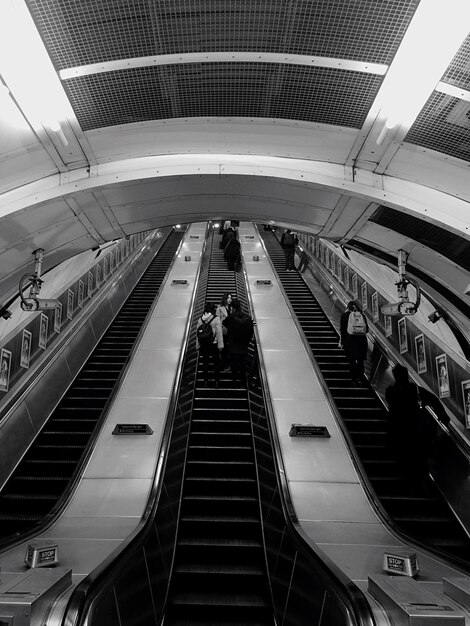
[385,364,450,481]
[219,220,237,250]
[339,300,368,385]
[223,236,241,271]
[280,229,299,271]
[223,298,254,386]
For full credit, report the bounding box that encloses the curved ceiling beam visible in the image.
[1,154,469,238]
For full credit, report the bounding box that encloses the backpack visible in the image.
[347,311,367,335]
[197,316,215,348]
[283,233,295,247]
[231,313,254,343]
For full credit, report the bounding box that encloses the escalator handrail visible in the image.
[242,228,377,626]
[61,224,210,626]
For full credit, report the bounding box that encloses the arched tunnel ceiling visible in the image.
[0,0,469,320]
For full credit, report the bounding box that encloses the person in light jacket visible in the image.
[216,293,233,370]
[196,302,224,387]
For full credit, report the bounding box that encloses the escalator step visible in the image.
[0,513,43,521]
[175,563,264,575]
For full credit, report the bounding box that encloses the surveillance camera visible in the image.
[381,301,417,317]
[21,298,59,312]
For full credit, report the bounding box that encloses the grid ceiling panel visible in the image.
[27,0,419,70]
[406,92,470,163]
[443,35,470,91]
[63,63,382,131]
[370,206,470,271]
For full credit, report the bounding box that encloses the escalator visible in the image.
[164,229,273,624]
[61,226,376,626]
[259,227,470,568]
[0,229,184,541]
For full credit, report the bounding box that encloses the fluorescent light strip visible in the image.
[374,0,470,133]
[0,0,73,133]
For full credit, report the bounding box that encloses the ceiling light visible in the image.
[375,0,470,140]
[0,0,72,133]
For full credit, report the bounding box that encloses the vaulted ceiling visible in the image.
[0,0,469,328]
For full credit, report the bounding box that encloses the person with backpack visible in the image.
[223,298,254,387]
[339,300,369,385]
[196,302,224,387]
[280,229,299,271]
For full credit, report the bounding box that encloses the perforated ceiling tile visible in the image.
[406,92,470,163]
[370,206,470,271]
[27,0,419,69]
[443,35,470,91]
[63,62,383,131]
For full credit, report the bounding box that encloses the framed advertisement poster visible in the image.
[87,271,93,298]
[0,348,12,392]
[462,380,470,428]
[398,317,408,354]
[361,282,368,310]
[20,329,32,369]
[371,292,379,322]
[337,261,342,283]
[384,315,392,337]
[436,354,450,398]
[78,280,84,308]
[96,264,102,287]
[39,313,48,349]
[352,274,358,299]
[54,302,62,333]
[67,289,74,320]
[344,266,350,291]
[414,334,427,374]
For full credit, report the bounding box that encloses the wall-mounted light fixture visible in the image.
[428,309,444,324]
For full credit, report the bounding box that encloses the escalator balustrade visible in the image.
[259,227,470,567]
[165,230,273,625]
[0,231,184,541]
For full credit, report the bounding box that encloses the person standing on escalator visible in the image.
[280,229,298,271]
[339,300,368,386]
[196,302,224,387]
[385,364,450,482]
[223,298,254,387]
